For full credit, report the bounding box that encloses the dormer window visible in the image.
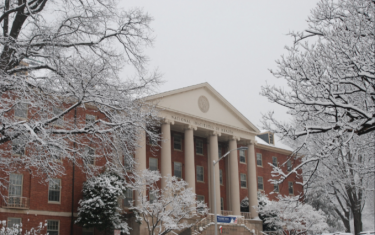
[269,133,274,145]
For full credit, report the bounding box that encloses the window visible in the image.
[124,155,133,171]
[48,179,61,203]
[219,169,223,185]
[196,166,204,182]
[85,147,95,165]
[288,182,294,195]
[220,198,224,211]
[9,174,23,197]
[272,157,278,167]
[196,195,205,202]
[47,220,59,235]
[257,177,264,190]
[14,103,28,119]
[274,183,279,193]
[239,150,246,163]
[12,138,25,155]
[149,191,157,203]
[147,128,158,146]
[240,174,247,188]
[196,139,203,155]
[7,218,21,231]
[49,146,62,161]
[287,160,292,172]
[53,107,64,126]
[269,133,274,145]
[174,162,182,178]
[173,135,182,150]
[85,114,96,125]
[218,146,222,157]
[256,153,262,166]
[149,158,158,171]
[82,227,94,235]
[123,188,133,207]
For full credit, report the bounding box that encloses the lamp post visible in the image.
[212,146,248,235]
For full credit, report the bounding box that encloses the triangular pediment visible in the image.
[145,83,260,133]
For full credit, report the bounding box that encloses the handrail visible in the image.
[2,196,29,209]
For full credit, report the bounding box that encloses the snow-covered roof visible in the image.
[255,136,293,152]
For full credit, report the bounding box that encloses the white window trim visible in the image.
[256,153,263,167]
[85,114,96,125]
[173,161,182,179]
[288,181,294,195]
[196,165,204,182]
[9,174,23,197]
[7,217,22,230]
[149,157,158,171]
[14,103,28,120]
[173,134,182,151]
[257,176,264,191]
[195,139,204,155]
[86,147,96,165]
[48,179,61,204]
[240,173,247,188]
[239,150,246,164]
[47,220,60,235]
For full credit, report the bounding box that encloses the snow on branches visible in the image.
[262,0,375,140]
[0,0,161,197]
[75,171,128,233]
[130,170,208,235]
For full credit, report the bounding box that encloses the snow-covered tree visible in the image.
[262,0,375,141]
[257,194,329,235]
[0,0,160,197]
[75,171,128,233]
[130,170,208,235]
[260,1,375,233]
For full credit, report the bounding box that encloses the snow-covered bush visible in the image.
[75,171,128,233]
[257,194,329,235]
[0,221,46,235]
[130,170,208,235]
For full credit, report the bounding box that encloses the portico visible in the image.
[136,83,261,219]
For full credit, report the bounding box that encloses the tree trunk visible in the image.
[352,207,363,235]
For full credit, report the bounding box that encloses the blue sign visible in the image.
[216,216,237,224]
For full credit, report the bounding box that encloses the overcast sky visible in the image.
[120,1,320,128]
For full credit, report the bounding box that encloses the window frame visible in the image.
[7,217,22,231]
[85,114,96,125]
[197,195,205,203]
[195,139,204,155]
[257,176,264,191]
[196,165,204,182]
[48,179,61,204]
[52,107,64,126]
[173,134,182,151]
[220,197,224,211]
[149,157,158,171]
[287,160,292,172]
[256,153,263,167]
[14,103,28,119]
[239,149,246,164]
[272,156,278,167]
[9,174,23,197]
[173,162,182,179]
[219,169,223,185]
[85,146,96,165]
[47,220,60,235]
[149,190,157,203]
[240,173,247,188]
[288,181,294,195]
[12,138,26,156]
[274,183,279,193]
[123,188,133,208]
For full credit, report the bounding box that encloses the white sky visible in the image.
[120,1,320,128]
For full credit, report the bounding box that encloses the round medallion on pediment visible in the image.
[198,96,209,113]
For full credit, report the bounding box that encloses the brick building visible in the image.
[0,83,302,235]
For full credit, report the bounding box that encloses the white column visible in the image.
[229,137,241,215]
[184,126,196,192]
[161,120,173,189]
[134,128,146,206]
[209,133,221,215]
[247,142,259,219]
